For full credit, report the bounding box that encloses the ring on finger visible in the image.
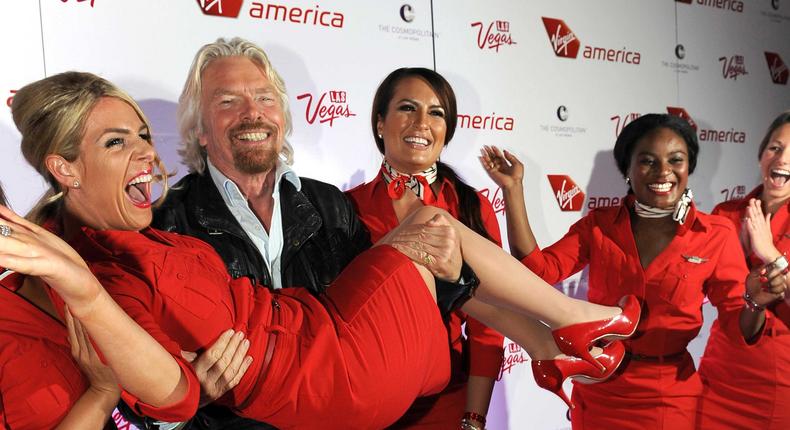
[423,253,435,265]
[0,224,11,238]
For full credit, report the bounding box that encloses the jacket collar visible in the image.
[619,193,707,236]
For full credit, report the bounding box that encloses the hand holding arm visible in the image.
[381,213,462,281]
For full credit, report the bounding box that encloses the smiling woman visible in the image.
[482,113,764,430]
[12,73,169,227]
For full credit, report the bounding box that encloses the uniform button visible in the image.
[292,240,300,246]
[682,274,688,279]
[177,273,186,280]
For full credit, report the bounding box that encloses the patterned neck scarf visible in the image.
[380,160,438,204]
[633,188,694,225]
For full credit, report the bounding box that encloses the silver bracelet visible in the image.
[743,291,766,312]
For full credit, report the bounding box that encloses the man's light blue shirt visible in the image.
[207,158,301,290]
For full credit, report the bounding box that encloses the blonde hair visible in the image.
[11,71,169,224]
[178,37,294,174]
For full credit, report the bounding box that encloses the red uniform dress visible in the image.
[520,196,749,430]
[698,186,790,429]
[346,175,504,428]
[60,226,450,429]
[0,272,89,430]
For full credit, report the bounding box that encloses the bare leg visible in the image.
[390,206,620,329]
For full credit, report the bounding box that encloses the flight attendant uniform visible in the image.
[347,174,504,428]
[698,186,790,430]
[520,196,749,430]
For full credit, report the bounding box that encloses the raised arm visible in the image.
[479,145,537,259]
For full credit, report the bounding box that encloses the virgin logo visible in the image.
[196,0,243,18]
[296,90,356,127]
[720,185,746,202]
[470,21,517,52]
[611,112,641,137]
[547,175,585,212]
[765,52,789,85]
[666,106,698,131]
[541,17,579,58]
[479,187,506,215]
[719,55,748,80]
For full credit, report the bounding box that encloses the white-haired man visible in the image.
[152,37,371,429]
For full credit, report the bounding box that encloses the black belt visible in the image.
[627,350,687,363]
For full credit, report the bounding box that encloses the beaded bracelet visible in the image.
[463,412,486,426]
[743,291,766,312]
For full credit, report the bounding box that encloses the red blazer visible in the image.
[521,195,748,357]
[698,186,790,428]
[0,272,89,430]
[346,174,505,381]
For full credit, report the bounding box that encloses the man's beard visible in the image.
[232,143,279,174]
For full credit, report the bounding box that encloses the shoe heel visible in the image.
[532,360,574,409]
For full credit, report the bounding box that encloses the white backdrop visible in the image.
[1,1,789,429]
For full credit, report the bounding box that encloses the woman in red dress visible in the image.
[698,111,790,429]
[482,114,766,429]
[347,68,504,430]
[0,185,121,429]
[1,71,637,429]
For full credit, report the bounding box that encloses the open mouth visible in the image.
[404,136,431,149]
[647,182,674,195]
[125,171,152,208]
[769,168,790,188]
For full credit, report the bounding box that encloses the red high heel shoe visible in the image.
[551,295,641,373]
[531,340,626,409]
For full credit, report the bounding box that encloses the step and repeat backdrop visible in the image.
[1,1,789,429]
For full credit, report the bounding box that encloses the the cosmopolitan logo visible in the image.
[719,54,748,80]
[666,106,698,132]
[378,4,437,41]
[761,0,790,23]
[540,106,587,138]
[765,52,789,85]
[675,0,744,13]
[61,0,95,6]
[547,175,585,212]
[720,185,746,202]
[480,187,506,215]
[6,90,16,108]
[663,43,700,74]
[541,17,641,64]
[296,90,356,127]
[457,112,514,131]
[197,1,345,28]
[471,20,517,52]
[611,112,641,137]
[499,341,529,378]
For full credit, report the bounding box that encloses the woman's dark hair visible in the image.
[613,113,699,178]
[0,184,6,207]
[371,68,492,242]
[758,111,790,159]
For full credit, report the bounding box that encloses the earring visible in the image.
[625,177,631,185]
[73,180,80,188]
[378,134,383,139]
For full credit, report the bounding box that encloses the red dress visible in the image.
[346,175,504,428]
[698,186,790,429]
[61,226,450,429]
[520,196,749,430]
[0,272,89,430]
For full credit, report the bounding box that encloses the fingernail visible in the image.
[243,339,250,348]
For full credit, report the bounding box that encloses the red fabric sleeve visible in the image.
[703,221,756,347]
[520,213,593,284]
[91,262,200,422]
[466,195,505,378]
